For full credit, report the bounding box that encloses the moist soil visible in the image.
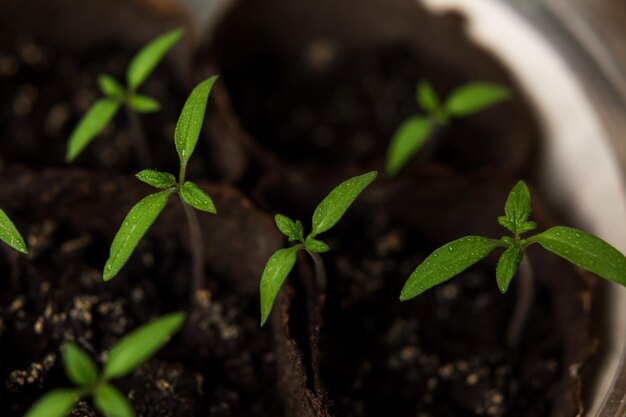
[0,0,599,416]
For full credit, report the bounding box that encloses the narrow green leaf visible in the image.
[135,170,176,189]
[275,214,303,242]
[417,80,439,113]
[126,28,184,90]
[305,236,329,253]
[127,95,161,113]
[66,99,121,162]
[103,312,185,379]
[94,384,135,417]
[98,74,125,98]
[311,171,377,236]
[179,181,216,214]
[260,245,301,326]
[503,180,531,227]
[532,226,626,286]
[0,208,28,254]
[445,82,511,117]
[174,76,218,170]
[61,343,99,386]
[400,236,501,300]
[103,190,173,281]
[24,389,79,417]
[496,246,523,293]
[386,116,432,177]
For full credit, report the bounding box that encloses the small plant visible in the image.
[24,312,186,417]
[386,81,511,177]
[260,171,378,326]
[103,76,218,295]
[0,208,28,254]
[399,180,626,345]
[66,28,184,165]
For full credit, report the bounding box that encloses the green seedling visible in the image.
[386,81,511,177]
[24,312,186,417]
[0,208,28,254]
[66,28,184,165]
[400,180,626,345]
[104,77,218,294]
[260,171,378,326]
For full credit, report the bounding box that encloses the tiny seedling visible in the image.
[399,180,626,345]
[386,81,511,177]
[260,171,378,326]
[66,28,184,165]
[103,77,218,294]
[24,312,186,417]
[0,208,28,254]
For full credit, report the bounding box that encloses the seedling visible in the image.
[386,81,511,177]
[400,180,626,345]
[0,208,28,254]
[24,312,186,417]
[103,77,218,295]
[66,28,184,165]
[260,171,378,326]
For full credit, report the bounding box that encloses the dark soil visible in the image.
[0,0,600,416]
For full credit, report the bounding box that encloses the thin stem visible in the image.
[125,106,153,167]
[180,199,205,296]
[308,251,327,291]
[506,256,534,347]
[303,251,327,396]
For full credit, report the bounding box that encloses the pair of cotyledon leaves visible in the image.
[103,76,218,281]
[400,181,626,300]
[24,312,185,417]
[260,171,378,326]
[66,28,184,162]
[386,81,511,177]
[0,208,28,254]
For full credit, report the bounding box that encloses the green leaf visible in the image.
[103,312,186,379]
[311,171,377,236]
[305,236,329,253]
[417,80,439,113]
[260,245,301,326]
[499,180,532,233]
[94,384,135,417]
[66,99,121,162]
[496,246,523,293]
[0,208,28,254]
[126,28,184,90]
[275,214,303,242]
[179,181,217,214]
[445,82,511,117]
[136,170,176,189]
[386,116,432,177]
[98,74,125,98]
[400,236,501,300]
[532,226,626,286]
[61,343,99,386]
[127,94,161,113]
[24,389,79,417]
[174,76,218,170]
[103,190,173,281]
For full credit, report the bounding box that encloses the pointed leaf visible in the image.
[502,180,532,230]
[98,74,125,98]
[180,181,216,214]
[103,190,173,281]
[127,94,160,113]
[135,170,176,189]
[496,246,523,293]
[61,343,98,386]
[94,384,135,417]
[386,116,432,177]
[275,214,303,242]
[0,208,28,254]
[445,82,511,117]
[174,76,218,169]
[400,236,501,300]
[103,312,185,379]
[532,226,626,286]
[66,99,120,162]
[260,245,301,326]
[24,389,80,417]
[305,236,329,253]
[311,171,377,236]
[417,80,439,113]
[126,28,184,90]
